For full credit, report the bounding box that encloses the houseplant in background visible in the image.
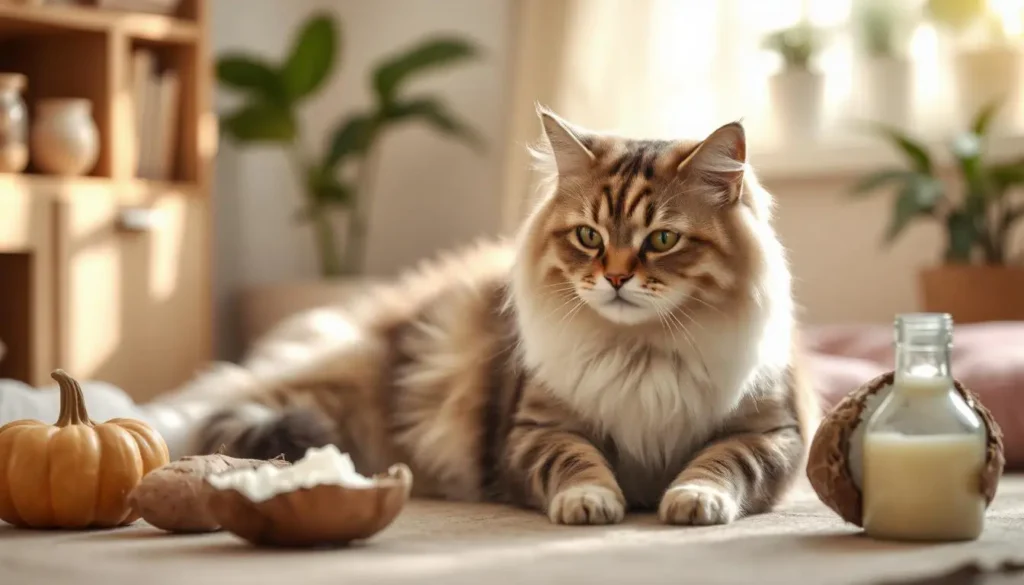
[850,101,1024,322]
[762,21,827,142]
[925,0,1023,129]
[852,0,916,128]
[216,12,483,341]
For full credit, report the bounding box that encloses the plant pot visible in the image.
[952,44,1022,128]
[769,68,824,143]
[238,278,376,345]
[862,56,911,128]
[918,265,1024,323]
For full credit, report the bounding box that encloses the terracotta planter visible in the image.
[238,278,375,345]
[919,265,1024,323]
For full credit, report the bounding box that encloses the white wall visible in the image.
[211,0,513,358]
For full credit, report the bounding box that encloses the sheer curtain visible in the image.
[501,0,999,228]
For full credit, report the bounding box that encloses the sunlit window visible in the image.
[564,0,1024,151]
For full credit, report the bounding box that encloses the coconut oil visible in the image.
[861,313,988,542]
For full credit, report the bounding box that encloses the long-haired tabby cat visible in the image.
[177,106,818,525]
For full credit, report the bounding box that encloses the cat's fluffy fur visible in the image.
[177,107,819,525]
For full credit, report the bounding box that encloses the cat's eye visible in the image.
[576,226,603,249]
[646,230,680,252]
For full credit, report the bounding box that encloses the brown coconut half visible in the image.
[204,463,413,547]
[806,371,1005,527]
[129,454,290,533]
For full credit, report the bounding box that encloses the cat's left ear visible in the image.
[537,104,597,176]
[677,121,746,205]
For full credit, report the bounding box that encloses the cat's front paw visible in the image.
[658,483,739,526]
[548,484,625,525]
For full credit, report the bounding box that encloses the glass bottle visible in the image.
[0,73,28,173]
[861,312,987,541]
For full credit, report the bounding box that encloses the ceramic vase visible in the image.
[769,67,824,144]
[0,73,28,174]
[863,56,911,128]
[30,98,99,177]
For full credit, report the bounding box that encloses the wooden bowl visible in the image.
[204,463,412,547]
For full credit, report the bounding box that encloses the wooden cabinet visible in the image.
[0,182,55,385]
[0,180,211,400]
[55,187,211,401]
[0,1,212,400]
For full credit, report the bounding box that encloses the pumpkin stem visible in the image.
[51,369,94,427]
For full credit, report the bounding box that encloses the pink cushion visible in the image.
[806,321,1024,469]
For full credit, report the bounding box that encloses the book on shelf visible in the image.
[130,47,180,181]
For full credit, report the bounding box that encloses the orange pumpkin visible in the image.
[0,369,169,528]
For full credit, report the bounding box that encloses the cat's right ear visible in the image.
[536,104,596,176]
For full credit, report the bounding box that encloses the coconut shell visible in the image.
[205,463,413,547]
[129,454,291,533]
[806,370,1005,527]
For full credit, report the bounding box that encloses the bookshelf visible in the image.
[0,0,213,401]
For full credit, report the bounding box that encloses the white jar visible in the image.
[31,98,99,177]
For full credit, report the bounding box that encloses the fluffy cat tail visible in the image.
[144,363,340,462]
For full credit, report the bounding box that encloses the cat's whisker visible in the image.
[543,291,584,322]
[686,294,725,316]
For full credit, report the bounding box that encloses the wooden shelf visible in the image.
[0,3,198,42]
[0,172,200,201]
[0,0,211,396]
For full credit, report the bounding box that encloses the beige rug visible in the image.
[2,478,1024,585]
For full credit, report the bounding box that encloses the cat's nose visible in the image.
[605,273,634,289]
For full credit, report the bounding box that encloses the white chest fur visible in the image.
[515,285,792,507]
[527,319,755,461]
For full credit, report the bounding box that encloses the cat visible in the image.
[176,106,819,525]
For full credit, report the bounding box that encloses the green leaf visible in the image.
[849,169,918,197]
[863,122,933,174]
[373,38,479,103]
[324,114,379,167]
[281,13,337,100]
[1002,204,1024,232]
[294,169,354,221]
[220,101,296,143]
[216,55,287,104]
[971,98,1001,136]
[945,211,976,262]
[990,161,1024,192]
[885,183,927,243]
[384,98,483,148]
[315,180,353,205]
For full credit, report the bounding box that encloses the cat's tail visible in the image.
[144,306,392,467]
[143,363,338,462]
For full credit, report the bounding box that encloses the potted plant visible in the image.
[925,0,1022,128]
[852,0,916,128]
[762,21,827,142]
[216,12,483,341]
[850,101,1024,323]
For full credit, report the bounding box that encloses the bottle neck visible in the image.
[894,342,952,389]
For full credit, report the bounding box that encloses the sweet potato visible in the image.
[128,453,290,533]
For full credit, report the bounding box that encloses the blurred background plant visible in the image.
[762,20,827,70]
[216,12,483,277]
[851,100,1024,265]
[852,0,915,58]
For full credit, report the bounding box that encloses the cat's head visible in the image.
[514,106,776,329]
